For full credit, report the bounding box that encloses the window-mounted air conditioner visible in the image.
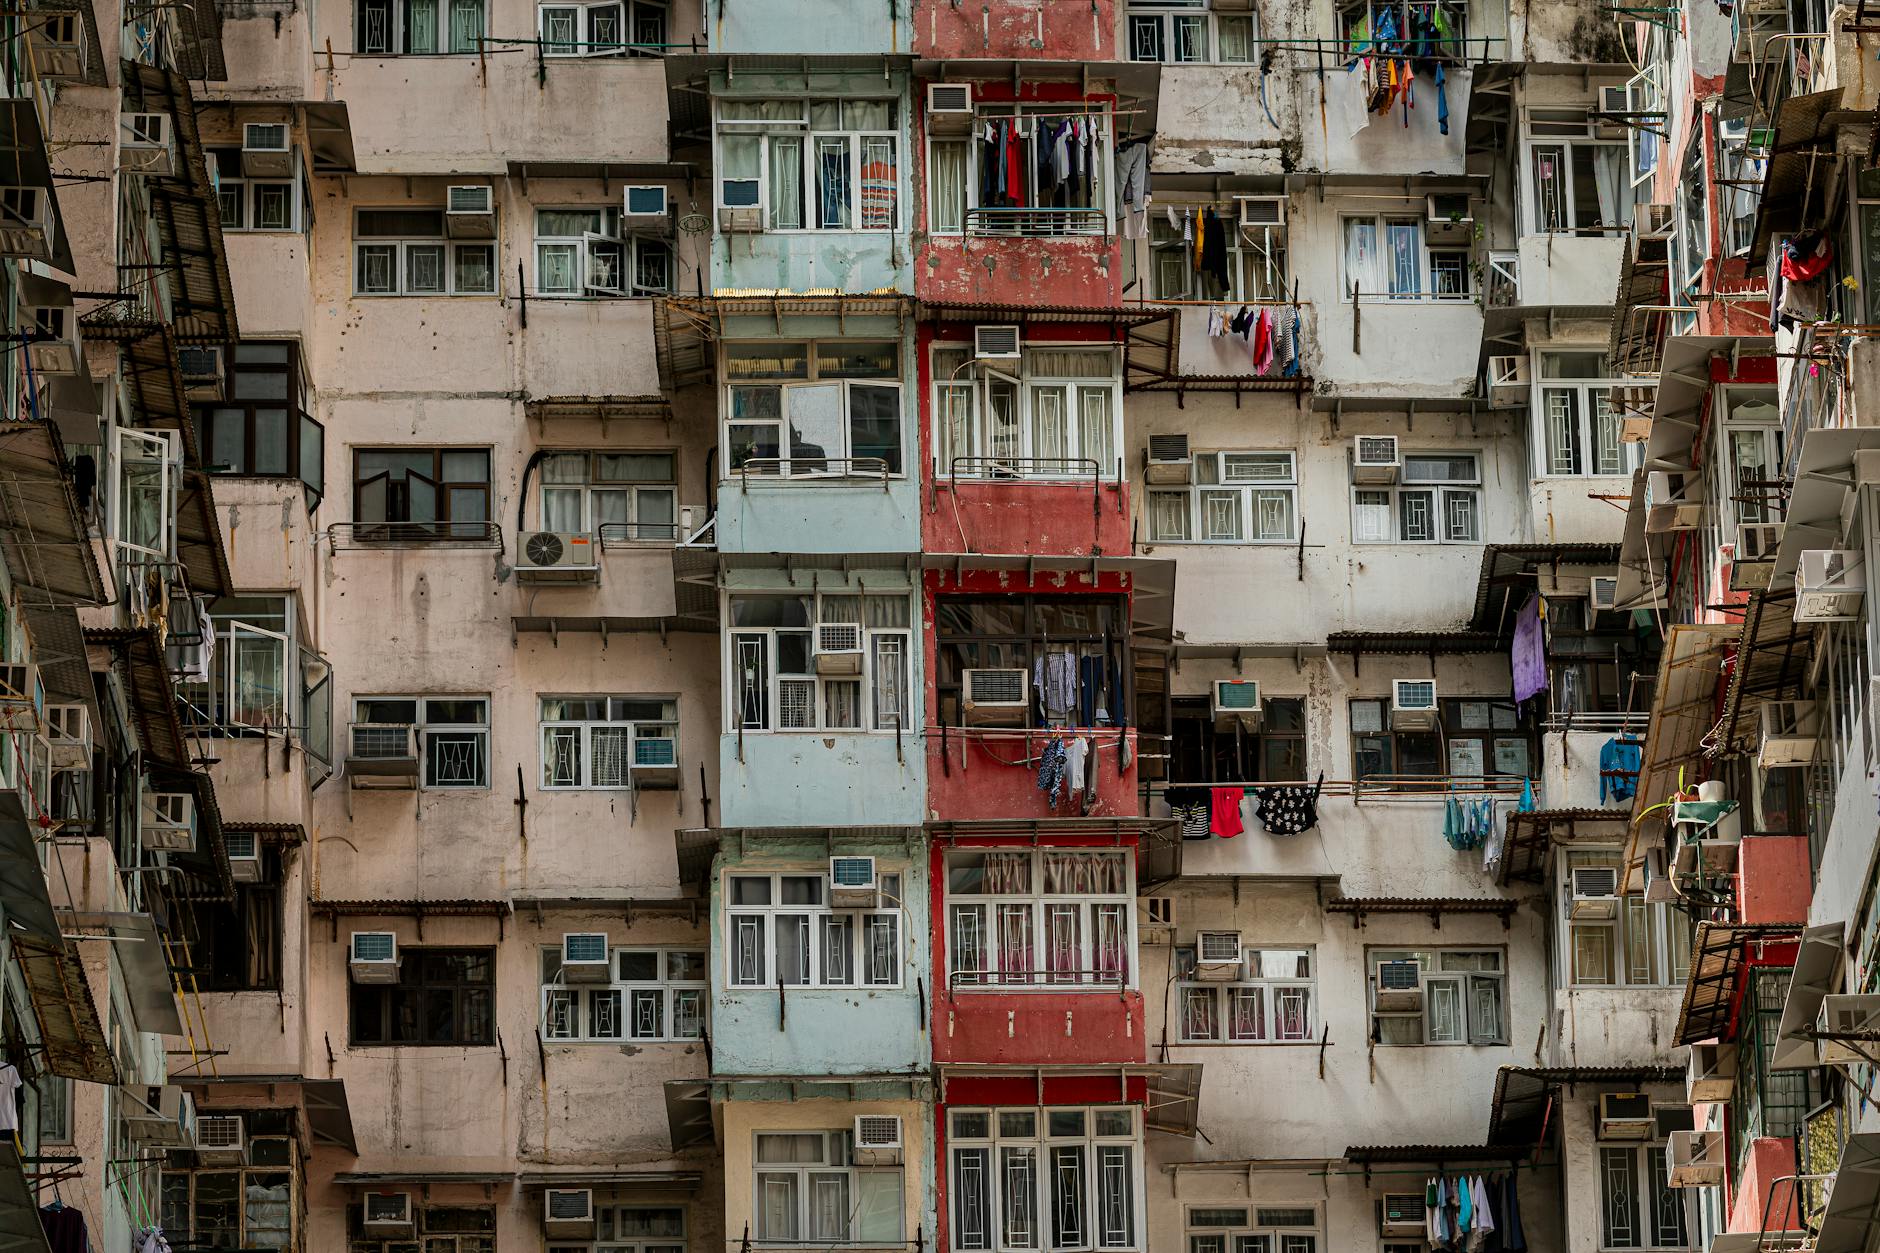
[1686,1042,1736,1103]
[854,1114,904,1163]
[1488,355,1529,404]
[830,855,879,908]
[1380,1193,1427,1237]
[42,704,90,769]
[177,345,224,400]
[561,933,611,983]
[517,531,597,576]
[1654,1105,1695,1138]
[1795,549,1865,622]
[974,325,1022,361]
[225,828,262,882]
[1569,866,1620,920]
[544,1189,596,1239]
[0,186,53,261]
[363,1192,414,1229]
[119,112,174,176]
[814,622,864,676]
[194,1114,245,1163]
[445,184,496,237]
[348,932,400,984]
[719,204,763,233]
[1194,930,1244,981]
[1598,1092,1656,1140]
[26,304,78,375]
[1645,470,1705,533]
[1667,1129,1725,1187]
[28,12,86,80]
[1757,700,1820,768]
[623,184,670,221]
[1351,434,1401,484]
[1236,195,1286,228]
[962,668,1028,727]
[241,122,294,177]
[1425,192,1473,242]
[1589,576,1620,611]
[1817,995,1880,1066]
[1212,679,1262,729]
[139,791,195,852]
[1730,522,1784,590]
[1390,680,1438,731]
[123,1084,196,1147]
[0,663,41,709]
[1594,84,1631,139]
[927,83,974,134]
[1144,433,1193,485]
[1374,959,1424,1013]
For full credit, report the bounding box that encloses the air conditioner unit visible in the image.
[853,1114,904,1163]
[517,531,597,574]
[1212,679,1262,729]
[544,1189,596,1239]
[1817,995,1880,1066]
[1390,680,1438,730]
[1686,1042,1736,1103]
[177,345,225,400]
[561,933,611,983]
[1424,192,1473,241]
[829,855,879,908]
[42,704,90,769]
[814,622,864,676]
[1589,576,1620,611]
[1639,203,1676,239]
[1194,930,1244,981]
[1757,700,1820,768]
[1794,549,1865,622]
[719,205,763,233]
[124,1084,196,1146]
[1236,195,1286,228]
[139,791,195,852]
[194,1114,245,1163]
[1374,959,1424,1012]
[1642,846,1678,904]
[1141,896,1174,942]
[1569,866,1620,919]
[362,1192,414,1230]
[348,932,400,984]
[1594,84,1631,138]
[1654,1105,1696,1137]
[974,325,1021,360]
[119,112,174,176]
[1144,433,1193,484]
[28,12,86,80]
[1598,1092,1656,1140]
[0,663,41,709]
[623,184,670,221]
[1667,1129,1725,1187]
[223,828,262,882]
[25,304,78,375]
[1380,1192,1427,1237]
[1645,470,1705,533]
[927,83,974,133]
[240,122,294,177]
[1488,355,1529,404]
[962,667,1028,727]
[1351,435,1402,484]
[1730,522,1784,591]
[0,186,53,260]
[443,183,496,237]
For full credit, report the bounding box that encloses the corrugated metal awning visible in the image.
[0,99,75,272]
[0,792,59,944]
[1712,588,1813,757]
[0,421,105,606]
[0,1144,53,1253]
[1674,921,1801,1045]
[1772,921,1844,1071]
[1814,1133,1880,1253]
[13,933,117,1084]
[1621,623,1736,891]
[1495,808,1631,886]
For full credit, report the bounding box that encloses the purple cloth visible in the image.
[1512,595,1547,704]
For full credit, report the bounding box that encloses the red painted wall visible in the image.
[1735,836,1812,925]
[1727,1136,1801,1234]
[911,0,1116,63]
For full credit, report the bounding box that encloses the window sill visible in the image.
[528,291,668,301]
[350,292,501,300]
[1172,1038,1320,1047]
[728,984,906,993]
[1142,538,1297,547]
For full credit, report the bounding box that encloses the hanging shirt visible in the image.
[1600,738,1643,802]
[0,1064,20,1132]
[1208,787,1245,837]
[1060,738,1089,809]
[1004,121,1025,208]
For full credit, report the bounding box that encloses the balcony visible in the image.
[925,458,1129,557]
[926,727,1140,820]
[714,461,923,557]
[918,224,1123,308]
[914,0,1116,59]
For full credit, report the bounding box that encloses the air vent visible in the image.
[974,325,1021,360]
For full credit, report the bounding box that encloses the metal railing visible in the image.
[949,968,1131,992]
[736,457,893,489]
[1352,773,1531,800]
[1540,710,1653,733]
[597,520,685,545]
[1750,32,1830,127]
[964,206,1108,238]
[326,520,505,550]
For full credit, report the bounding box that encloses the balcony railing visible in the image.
[949,968,1130,992]
[963,207,1108,238]
[1749,32,1829,127]
[325,520,504,550]
[735,457,893,489]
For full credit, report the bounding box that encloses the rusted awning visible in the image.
[172,0,227,81]
[0,421,105,606]
[517,1170,705,1190]
[1326,629,1510,657]
[1712,588,1813,757]
[1324,896,1521,928]
[1495,808,1632,886]
[13,933,116,1084]
[1622,623,1737,891]
[86,626,186,765]
[0,792,59,944]
[177,469,232,597]
[1345,1144,1528,1165]
[1489,1064,1682,1145]
[178,1075,358,1152]
[1675,921,1802,1045]
[0,98,75,272]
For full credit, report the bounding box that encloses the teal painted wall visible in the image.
[705,0,909,58]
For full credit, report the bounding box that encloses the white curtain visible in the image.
[1591,145,1628,229]
[448,0,482,52]
[931,141,968,232]
[769,136,804,230]
[1342,218,1376,298]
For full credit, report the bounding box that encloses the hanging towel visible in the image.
[1512,595,1547,704]
[1458,1171,1474,1231]
[1252,307,1274,374]
[1209,787,1245,837]
[1600,738,1642,802]
[1518,778,1535,813]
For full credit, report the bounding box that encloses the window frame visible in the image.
[1166,694,1308,783]
[210,148,304,233]
[1146,450,1298,544]
[354,0,488,53]
[352,207,497,296]
[1597,1142,1691,1250]
[548,1206,686,1253]
[1531,351,1636,478]
[1124,2,1257,64]
[721,339,906,479]
[931,592,1129,730]
[753,1129,907,1245]
[944,848,1136,991]
[1146,210,1288,300]
[726,591,913,735]
[538,694,679,789]
[1183,1205,1322,1253]
[350,446,492,538]
[928,343,1123,480]
[1174,947,1316,1043]
[536,0,667,56]
[352,694,491,789]
[540,947,706,1042]
[1366,947,1507,1046]
[1350,452,1483,544]
[1560,850,1693,988]
[161,1163,298,1251]
[532,205,673,296]
[1339,213,1472,303]
[535,450,680,541]
[714,98,901,233]
[348,947,495,1046]
[923,102,1114,235]
[724,870,905,990]
[1348,696,1536,782]
[1521,108,1635,235]
[948,1105,1143,1253]
[200,341,326,505]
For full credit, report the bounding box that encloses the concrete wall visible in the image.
[1551,986,1684,1067]
[709,0,910,54]
[911,0,1116,60]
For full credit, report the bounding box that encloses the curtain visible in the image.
[1079,388,1115,476]
[860,135,897,229]
[937,382,976,471]
[1217,14,1253,60]
[1342,218,1376,297]
[931,141,968,232]
[768,136,803,229]
[1025,348,1114,377]
[406,0,437,52]
[1094,904,1127,980]
[1044,904,1080,982]
[1385,221,1419,296]
[983,851,1032,893]
[1590,144,1627,228]
[996,903,1034,982]
[1042,851,1124,893]
[1031,387,1069,467]
[447,0,482,51]
[816,137,851,228]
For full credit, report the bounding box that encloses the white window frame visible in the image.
[1522,108,1633,234]
[1184,1206,1322,1253]
[944,848,1136,991]
[1146,211,1288,300]
[536,450,679,542]
[537,0,667,56]
[1146,451,1298,544]
[923,103,1113,237]
[533,205,672,295]
[726,592,913,734]
[1350,452,1483,544]
[720,339,905,479]
[1531,350,1635,478]
[540,947,705,1042]
[538,696,678,790]
[352,695,490,789]
[1336,0,1466,54]
[112,426,180,567]
[1124,3,1257,64]
[547,1205,685,1253]
[948,1106,1143,1253]
[1560,852,1691,989]
[1368,948,1506,1046]
[1598,1142,1691,1250]
[724,871,904,990]
[1340,213,1471,303]
[753,1129,906,1245]
[714,98,900,232]
[930,344,1122,480]
[352,209,496,296]
[1175,948,1315,1043]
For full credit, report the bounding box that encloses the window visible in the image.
[755,1129,905,1244]
[209,149,302,232]
[1126,3,1255,63]
[1525,109,1632,233]
[349,948,494,1045]
[36,1077,70,1144]
[538,451,678,540]
[349,1206,495,1253]
[1341,215,1469,301]
[162,1165,296,1250]
[925,104,1110,235]
[550,1206,685,1253]
[950,1106,1140,1252]
[1167,696,1306,782]
[1148,210,1287,300]
[1562,852,1692,987]
[1732,968,1823,1159]
[355,0,486,52]
[1185,1206,1320,1253]
[933,594,1127,728]
[729,593,911,733]
[1176,947,1314,1043]
[716,99,899,231]
[946,849,1133,988]
[112,427,180,567]
[1351,452,1482,543]
[199,342,326,503]
[1147,451,1297,543]
[352,447,491,539]
[725,871,904,989]
[180,844,284,992]
[1531,351,1632,477]
[1369,949,1505,1045]
[1599,1144,1690,1249]
[724,340,904,477]
[1716,388,1782,530]
[541,948,705,1042]
[1349,697,1535,781]
[1338,0,1465,56]
[533,207,672,294]
[353,209,496,295]
[930,345,1121,480]
[353,696,490,788]
[536,0,663,54]
[539,696,677,788]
